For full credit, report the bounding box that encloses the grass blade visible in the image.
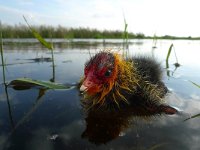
[166,44,173,69]
[184,113,200,121]
[23,16,53,50]
[152,33,157,49]
[122,13,129,58]
[23,16,56,82]
[190,81,200,88]
[9,78,71,90]
[0,23,6,83]
[184,80,200,121]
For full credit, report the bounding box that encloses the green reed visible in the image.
[10,78,69,90]
[0,23,6,84]
[166,44,180,68]
[23,16,55,82]
[122,14,129,58]
[184,113,200,121]
[165,44,181,77]
[0,22,15,129]
[8,17,71,89]
[166,44,173,69]
[190,81,200,88]
[165,44,200,121]
[152,33,157,48]
[23,16,53,50]
[183,81,200,121]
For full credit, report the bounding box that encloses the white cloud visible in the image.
[0,5,37,24]
[1,0,200,36]
[0,5,72,26]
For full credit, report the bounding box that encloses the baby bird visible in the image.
[80,51,177,114]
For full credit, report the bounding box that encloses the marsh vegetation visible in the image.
[1,24,200,40]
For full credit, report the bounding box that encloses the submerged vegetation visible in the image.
[1,23,200,40]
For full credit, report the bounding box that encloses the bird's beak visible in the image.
[80,78,94,92]
[80,84,88,92]
[80,76,102,94]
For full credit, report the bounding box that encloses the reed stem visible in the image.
[0,23,6,84]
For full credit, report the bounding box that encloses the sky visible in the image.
[0,0,200,37]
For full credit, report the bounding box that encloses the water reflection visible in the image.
[81,98,177,145]
[166,63,181,78]
[2,38,146,51]
[3,83,15,129]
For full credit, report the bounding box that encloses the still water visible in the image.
[0,39,200,150]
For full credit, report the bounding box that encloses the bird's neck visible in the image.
[108,54,140,106]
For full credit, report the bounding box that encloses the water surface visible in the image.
[0,39,200,150]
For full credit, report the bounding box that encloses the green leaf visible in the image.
[190,81,200,88]
[184,113,200,121]
[9,78,71,90]
[166,44,173,69]
[23,16,53,50]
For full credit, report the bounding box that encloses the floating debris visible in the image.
[48,134,59,140]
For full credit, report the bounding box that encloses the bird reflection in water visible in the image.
[81,95,177,145]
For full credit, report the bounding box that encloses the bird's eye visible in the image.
[104,69,112,77]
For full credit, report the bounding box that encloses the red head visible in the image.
[80,52,118,97]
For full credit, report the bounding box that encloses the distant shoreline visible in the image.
[1,24,200,40]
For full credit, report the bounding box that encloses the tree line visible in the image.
[0,24,146,39]
[1,24,199,40]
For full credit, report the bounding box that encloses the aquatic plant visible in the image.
[23,16,57,82]
[184,113,200,121]
[0,24,15,130]
[152,33,158,49]
[8,17,71,90]
[10,78,69,90]
[23,16,53,50]
[183,81,200,121]
[165,44,181,77]
[0,22,6,84]
[122,14,129,58]
[190,81,200,88]
[166,44,173,69]
[166,44,180,68]
[122,14,128,45]
[23,16,55,81]
[165,45,200,121]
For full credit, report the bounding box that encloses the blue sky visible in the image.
[1,0,200,36]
